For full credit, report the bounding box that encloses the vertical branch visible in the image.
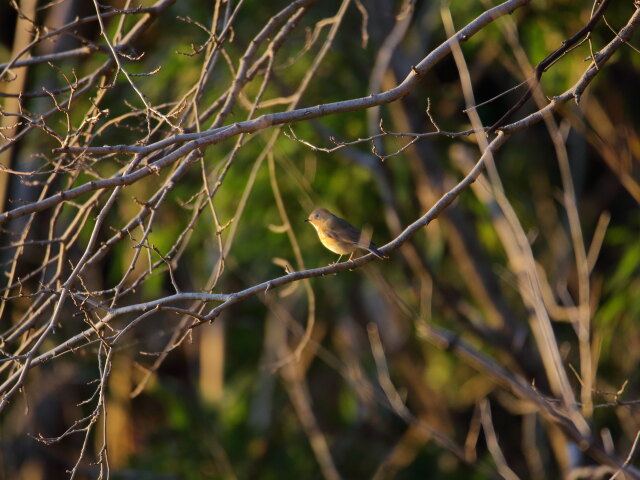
[494,8,595,417]
[442,7,587,437]
[480,399,521,480]
[0,0,37,212]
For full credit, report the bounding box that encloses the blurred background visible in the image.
[0,0,639,478]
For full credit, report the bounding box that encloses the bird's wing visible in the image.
[332,219,363,244]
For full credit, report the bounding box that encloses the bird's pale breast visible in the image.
[317,231,357,255]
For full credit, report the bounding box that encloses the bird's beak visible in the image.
[304,218,310,222]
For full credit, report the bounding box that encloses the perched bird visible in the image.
[305,208,388,262]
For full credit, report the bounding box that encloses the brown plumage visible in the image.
[305,208,388,262]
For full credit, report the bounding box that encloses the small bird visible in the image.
[305,208,388,262]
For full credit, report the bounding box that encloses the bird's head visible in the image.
[305,208,333,227]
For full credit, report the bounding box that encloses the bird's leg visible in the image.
[330,254,343,265]
[348,252,354,262]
